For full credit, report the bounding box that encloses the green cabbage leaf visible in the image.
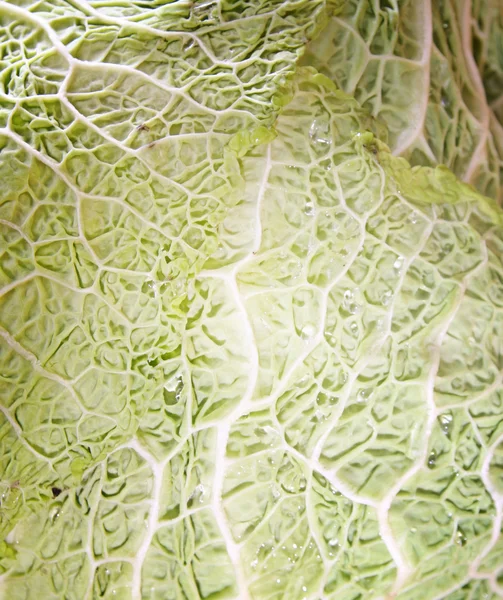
[0,1,502,599]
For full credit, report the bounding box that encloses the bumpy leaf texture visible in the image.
[301,0,503,203]
[0,1,502,600]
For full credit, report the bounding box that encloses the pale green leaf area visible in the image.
[0,1,502,599]
[301,0,503,204]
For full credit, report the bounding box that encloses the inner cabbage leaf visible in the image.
[301,0,503,203]
[0,2,502,600]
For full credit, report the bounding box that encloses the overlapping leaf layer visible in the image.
[0,1,502,599]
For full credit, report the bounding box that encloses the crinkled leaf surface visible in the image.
[0,1,503,600]
[301,0,503,204]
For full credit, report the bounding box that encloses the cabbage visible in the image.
[0,1,502,599]
[301,0,503,203]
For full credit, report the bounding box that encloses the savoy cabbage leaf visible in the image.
[301,0,503,203]
[0,1,502,600]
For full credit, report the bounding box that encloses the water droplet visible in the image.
[427,451,436,468]
[309,118,332,150]
[297,375,310,387]
[349,321,358,335]
[250,558,258,570]
[146,278,160,298]
[381,290,393,306]
[328,538,339,547]
[195,483,206,503]
[374,318,385,334]
[300,324,316,341]
[304,200,315,216]
[357,388,372,403]
[343,289,362,314]
[302,586,307,592]
[324,329,336,345]
[455,530,467,546]
[271,486,281,499]
[410,527,417,533]
[276,578,281,585]
[393,256,404,272]
[439,413,453,435]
